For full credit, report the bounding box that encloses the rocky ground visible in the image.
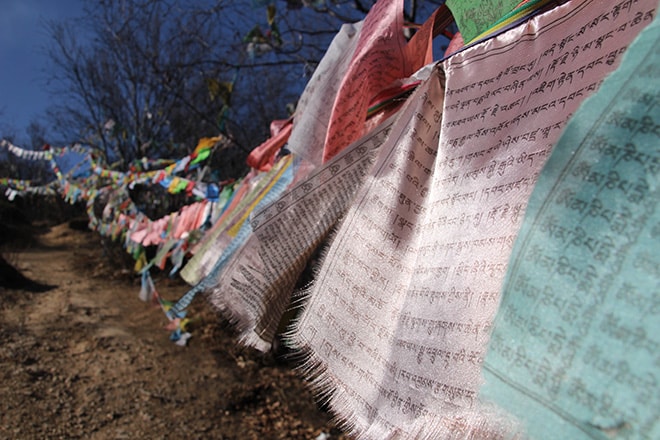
[0,222,348,440]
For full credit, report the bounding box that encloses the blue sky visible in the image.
[0,0,84,140]
[0,1,450,146]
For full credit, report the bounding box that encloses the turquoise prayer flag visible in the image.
[481,11,660,440]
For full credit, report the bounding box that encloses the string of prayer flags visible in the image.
[126,201,210,247]
[83,135,222,197]
[2,3,657,422]
[480,11,660,439]
[208,113,398,351]
[166,154,297,321]
[2,140,53,161]
[1,139,88,176]
[179,163,285,286]
[0,140,97,203]
[3,184,58,200]
[179,172,256,284]
[141,265,197,347]
[181,6,445,346]
[90,187,136,239]
[288,0,657,437]
[129,157,174,172]
[0,178,36,191]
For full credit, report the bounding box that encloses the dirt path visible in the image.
[0,223,346,439]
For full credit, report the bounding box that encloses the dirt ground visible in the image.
[0,222,348,440]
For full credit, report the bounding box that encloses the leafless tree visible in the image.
[44,0,444,171]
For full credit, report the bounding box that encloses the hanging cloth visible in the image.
[322,0,438,163]
[246,118,294,171]
[481,12,660,439]
[289,0,656,437]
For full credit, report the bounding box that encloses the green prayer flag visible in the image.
[446,0,521,42]
[191,148,211,165]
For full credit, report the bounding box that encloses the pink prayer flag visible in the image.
[322,0,436,163]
